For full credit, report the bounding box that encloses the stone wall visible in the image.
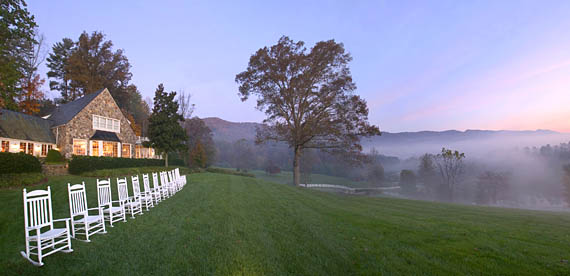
[52,89,138,158]
[42,164,68,176]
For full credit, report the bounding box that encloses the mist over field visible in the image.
[206,118,570,211]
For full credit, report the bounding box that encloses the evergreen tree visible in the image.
[46,37,76,102]
[0,0,37,110]
[147,84,186,167]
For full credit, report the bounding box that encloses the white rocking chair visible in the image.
[68,182,106,242]
[170,170,181,192]
[97,178,126,226]
[21,187,73,266]
[152,173,166,203]
[118,177,143,218]
[160,171,171,199]
[132,175,153,211]
[175,168,186,187]
[143,173,161,205]
[167,171,177,195]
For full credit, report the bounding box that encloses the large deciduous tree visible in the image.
[147,84,186,167]
[65,31,132,101]
[235,36,380,186]
[183,117,215,167]
[434,148,465,202]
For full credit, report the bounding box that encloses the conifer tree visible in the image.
[147,84,186,167]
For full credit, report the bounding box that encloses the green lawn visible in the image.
[1,172,569,274]
[250,169,381,188]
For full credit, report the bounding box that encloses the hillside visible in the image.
[202,117,260,142]
[1,172,569,274]
[202,117,570,157]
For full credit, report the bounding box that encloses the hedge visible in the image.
[205,167,255,178]
[45,149,64,163]
[68,155,165,175]
[0,152,42,174]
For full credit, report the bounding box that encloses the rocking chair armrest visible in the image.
[53,218,71,223]
[87,207,104,214]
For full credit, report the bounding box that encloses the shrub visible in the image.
[45,149,64,163]
[0,152,42,174]
[400,170,417,195]
[367,163,385,186]
[68,155,165,175]
[265,165,281,175]
[205,167,255,178]
[0,172,46,188]
[81,166,200,178]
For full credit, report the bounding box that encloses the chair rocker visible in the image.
[133,175,153,211]
[21,187,73,266]
[97,178,126,227]
[68,182,106,242]
[118,177,143,218]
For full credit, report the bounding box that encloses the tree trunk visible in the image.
[165,153,169,167]
[293,146,302,186]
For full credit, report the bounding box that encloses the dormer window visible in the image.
[93,115,120,133]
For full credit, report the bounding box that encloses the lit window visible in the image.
[103,141,118,157]
[73,139,87,155]
[41,144,48,156]
[122,143,131,158]
[92,141,99,156]
[1,141,8,152]
[20,142,26,153]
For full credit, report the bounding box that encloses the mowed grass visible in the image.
[250,169,379,188]
[1,173,570,275]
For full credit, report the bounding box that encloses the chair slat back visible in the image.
[97,178,112,208]
[117,177,129,202]
[160,171,168,188]
[68,182,88,217]
[175,168,181,179]
[142,174,151,193]
[23,187,53,229]
[131,175,141,197]
[152,172,159,188]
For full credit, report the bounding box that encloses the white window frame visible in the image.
[92,115,120,133]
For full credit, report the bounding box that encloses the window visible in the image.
[48,145,53,151]
[27,143,33,155]
[103,141,118,157]
[122,143,131,158]
[73,139,87,155]
[135,145,142,158]
[92,115,120,133]
[92,141,99,156]
[1,141,8,152]
[41,144,48,157]
[20,142,26,153]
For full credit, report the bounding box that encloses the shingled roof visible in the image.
[0,109,56,143]
[48,88,106,126]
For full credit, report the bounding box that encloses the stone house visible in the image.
[0,88,158,159]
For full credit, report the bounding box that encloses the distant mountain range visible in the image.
[203,117,570,157]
